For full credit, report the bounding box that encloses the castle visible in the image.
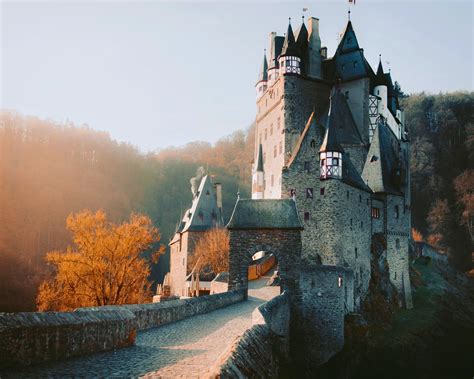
[252,16,412,308]
[169,14,412,309]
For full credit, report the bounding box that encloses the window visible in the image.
[333,158,339,166]
[395,206,400,219]
[320,187,325,196]
[371,207,380,219]
[304,161,310,172]
[206,190,210,196]
[361,221,363,229]
[338,276,343,288]
[345,91,349,100]
[290,188,296,197]
[346,190,349,199]
[304,212,310,221]
[270,124,273,136]
[274,145,277,158]
[306,188,314,199]
[396,239,400,249]
[350,218,353,227]
[182,258,185,266]
[367,198,369,205]
[310,139,316,148]
[355,248,358,259]
[279,141,283,154]
[359,195,362,203]
[277,117,281,129]
[394,272,397,280]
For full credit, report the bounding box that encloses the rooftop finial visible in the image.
[348,9,351,21]
[289,17,291,25]
[302,14,304,23]
[379,53,382,61]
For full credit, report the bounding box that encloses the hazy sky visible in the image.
[1,1,473,152]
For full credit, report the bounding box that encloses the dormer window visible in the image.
[319,151,342,180]
[279,56,301,75]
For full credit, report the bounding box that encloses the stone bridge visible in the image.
[0,274,281,378]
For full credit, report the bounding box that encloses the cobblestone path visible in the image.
[1,273,279,379]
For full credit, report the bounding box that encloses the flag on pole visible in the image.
[349,0,356,4]
[303,7,309,12]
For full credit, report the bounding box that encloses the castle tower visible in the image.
[279,19,302,76]
[256,52,268,100]
[252,144,265,199]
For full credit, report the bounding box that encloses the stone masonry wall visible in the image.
[0,309,136,368]
[228,229,301,296]
[291,265,353,372]
[386,194,413,308]
[78,289,246,331]
[282,170,371,308]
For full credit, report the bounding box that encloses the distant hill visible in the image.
[0,91,472,312]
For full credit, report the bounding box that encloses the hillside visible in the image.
[0,91,472,312]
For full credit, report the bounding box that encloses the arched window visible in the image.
[310,139,316,148]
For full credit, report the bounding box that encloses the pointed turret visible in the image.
[375,56,387,86]
[320,95,344,180]
[296,20,308,55]
[252,144,265,199]
[256,51,268,99]
[373,55,388,114]
[279,19,302,76]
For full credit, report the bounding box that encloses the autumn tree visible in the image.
[37,210,161,311]
[454,170,474,242]
[427,199,452,251]
[188,228,229,277]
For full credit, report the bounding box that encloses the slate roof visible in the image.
[257,53,268,83]
[287,112,325,168]
[341,154,371,192]
[227,199,303,230]
[320,95,345,153]
[362,123,403,195]
[280,22,300,57]
[268,35,285,69]
[335,21,360,55]
[318,91,365,146]
[296,21,308,55]
[374,59,388,86]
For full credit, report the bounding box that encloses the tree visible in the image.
[188,228,229,276]
[36,210,161,311]
[454,170,474,242]
[427,199,451,251]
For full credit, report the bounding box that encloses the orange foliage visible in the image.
[37,210,161,311]
[412,228,423,242]
[188,228,229,276]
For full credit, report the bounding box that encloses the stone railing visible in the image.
[207,291,290,378]
[77,289,246,331]
[0,289,246,368]
[0,309,135,369]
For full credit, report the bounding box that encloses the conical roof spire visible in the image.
[255,144,264,172]
[319,94,344,153]
[375,55,387,86]
[296,19,308,53]
[257,50,268,83]
[280,18,300,57]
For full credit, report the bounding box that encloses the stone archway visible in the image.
[226,199,303,298]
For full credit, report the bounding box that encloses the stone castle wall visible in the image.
[282,171,371,307]
[385,194,413,308]
[291,265,354,371]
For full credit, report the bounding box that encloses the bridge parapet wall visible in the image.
[0,290,246,369]
[207,291,290,378]
[0,309,135,369]
[78,289,246,331]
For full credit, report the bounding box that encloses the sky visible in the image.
[1,1,473,152]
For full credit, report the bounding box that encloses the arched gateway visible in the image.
[226,198,303,298]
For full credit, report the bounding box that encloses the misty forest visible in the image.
[0,91,473,313]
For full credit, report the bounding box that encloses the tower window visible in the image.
[396,239,400,249]
[304,212,310,221]
[279,141,283,154]
[310,139,316,148]
[270,125,273,136]
[320,187,325,195]
[361,221,363,229]
[346,190,349,199]
[367,198,369,205]
[355,248,358,259]
[371,207,380,219]
[359,195,362,203]
[395,206,400,219]
[345,91,349,100]
[304,161,310,172]
[350,218,353,227]
[277,117,281,129]
[274,145,277,157]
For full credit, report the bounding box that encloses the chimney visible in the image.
[307,17,322,79]
[214,183,223,211]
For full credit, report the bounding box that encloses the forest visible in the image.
[0,91,472,312]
